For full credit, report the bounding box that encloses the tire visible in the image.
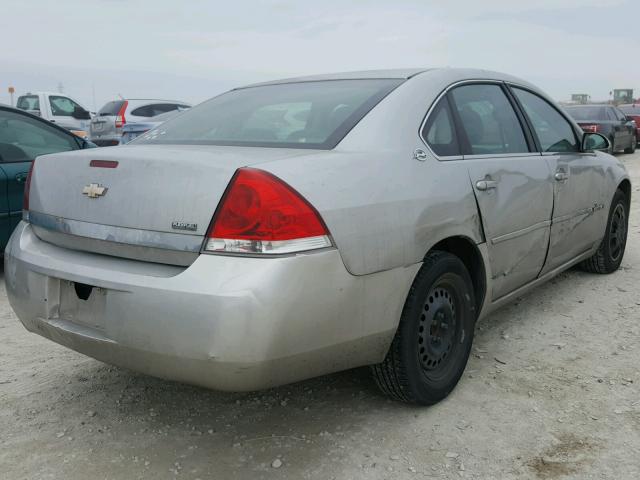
[580,189,629,274]
[371,251,476,405]
[624,135,636,154]
[608,136,615,154]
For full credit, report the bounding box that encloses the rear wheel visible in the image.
[580,189,628,274]
[624,135,636,154]
[371,251,476,405]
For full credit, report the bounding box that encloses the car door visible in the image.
[48,95,87,130]
[447,83,554,300]
[0,107,82,247]
[510,87,606,274]
[606,107,626,149]
[613,107,634,148]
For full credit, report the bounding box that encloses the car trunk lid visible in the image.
[28,144,321,265]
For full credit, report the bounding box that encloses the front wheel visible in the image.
[580,189,629,274]
[371,251,476,405]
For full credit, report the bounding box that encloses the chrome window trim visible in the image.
[418,79,534,162]
[463,152,542,160]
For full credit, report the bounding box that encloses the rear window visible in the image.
[134,79,403,149]
[564,106,607,120]
[98,100,126,116]
[130,103,187,117]
[16,95,40,111]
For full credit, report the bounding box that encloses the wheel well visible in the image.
[618,179,632,207]
[430,237,486,315]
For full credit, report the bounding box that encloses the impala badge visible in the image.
[82,183,108,198]
[172,221,198,231]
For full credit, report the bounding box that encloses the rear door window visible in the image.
[512,88,579,153]
[421,97,460,156]
[450,84,529,155]
[17,95,40,112]
[613,108,627,121]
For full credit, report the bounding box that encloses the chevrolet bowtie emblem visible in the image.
[82,183,108,198]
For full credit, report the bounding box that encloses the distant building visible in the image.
[571,94,590,104]
[613,89,633,104]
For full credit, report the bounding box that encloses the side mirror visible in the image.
[582,132,610,153]
[72,106,91,120]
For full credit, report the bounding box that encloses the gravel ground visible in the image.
[1,152,640,480]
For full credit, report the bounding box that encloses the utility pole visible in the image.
[57,82,64,93]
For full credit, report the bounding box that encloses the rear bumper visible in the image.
[89,131,121,146]
[91,139,120,147]
[5,222,418,391]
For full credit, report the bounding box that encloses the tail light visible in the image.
[23,160,35,215]
[203,168,332,255]
[115,100,129,128]
[580,124,599,133]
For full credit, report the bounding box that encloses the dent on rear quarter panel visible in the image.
[264,149,484,276]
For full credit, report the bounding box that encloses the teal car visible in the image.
[0,105,95,249]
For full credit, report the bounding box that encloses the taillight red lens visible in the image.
[115,100,128,128]
[581,124,599,133]
[204,168,331,254]
[23,160,35,212]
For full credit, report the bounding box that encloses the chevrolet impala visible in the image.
[5,69,630,405]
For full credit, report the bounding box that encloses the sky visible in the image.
[1,0,638,110]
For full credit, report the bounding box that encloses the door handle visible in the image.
[15,173,28,183]
[475,179,498,191]
[554,171,569,182]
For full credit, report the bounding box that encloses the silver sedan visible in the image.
[5,68,630,405]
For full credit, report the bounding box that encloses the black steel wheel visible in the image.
[580,189,629,274]
[372,251,476,405]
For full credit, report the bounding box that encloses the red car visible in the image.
[619,103,640,145]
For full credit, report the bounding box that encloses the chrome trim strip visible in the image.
[28,211,203,253]
[553,207,594,224]
[490,220,551,245]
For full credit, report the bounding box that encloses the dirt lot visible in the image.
[1,152,639,480]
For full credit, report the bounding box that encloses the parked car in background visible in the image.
[564,104,636,153]
[16,92,93,133]
[120,108,189,144]
[618,104,640,145]
[0,104,95,250]
[6,69,630,405]
[90,99,191,146]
